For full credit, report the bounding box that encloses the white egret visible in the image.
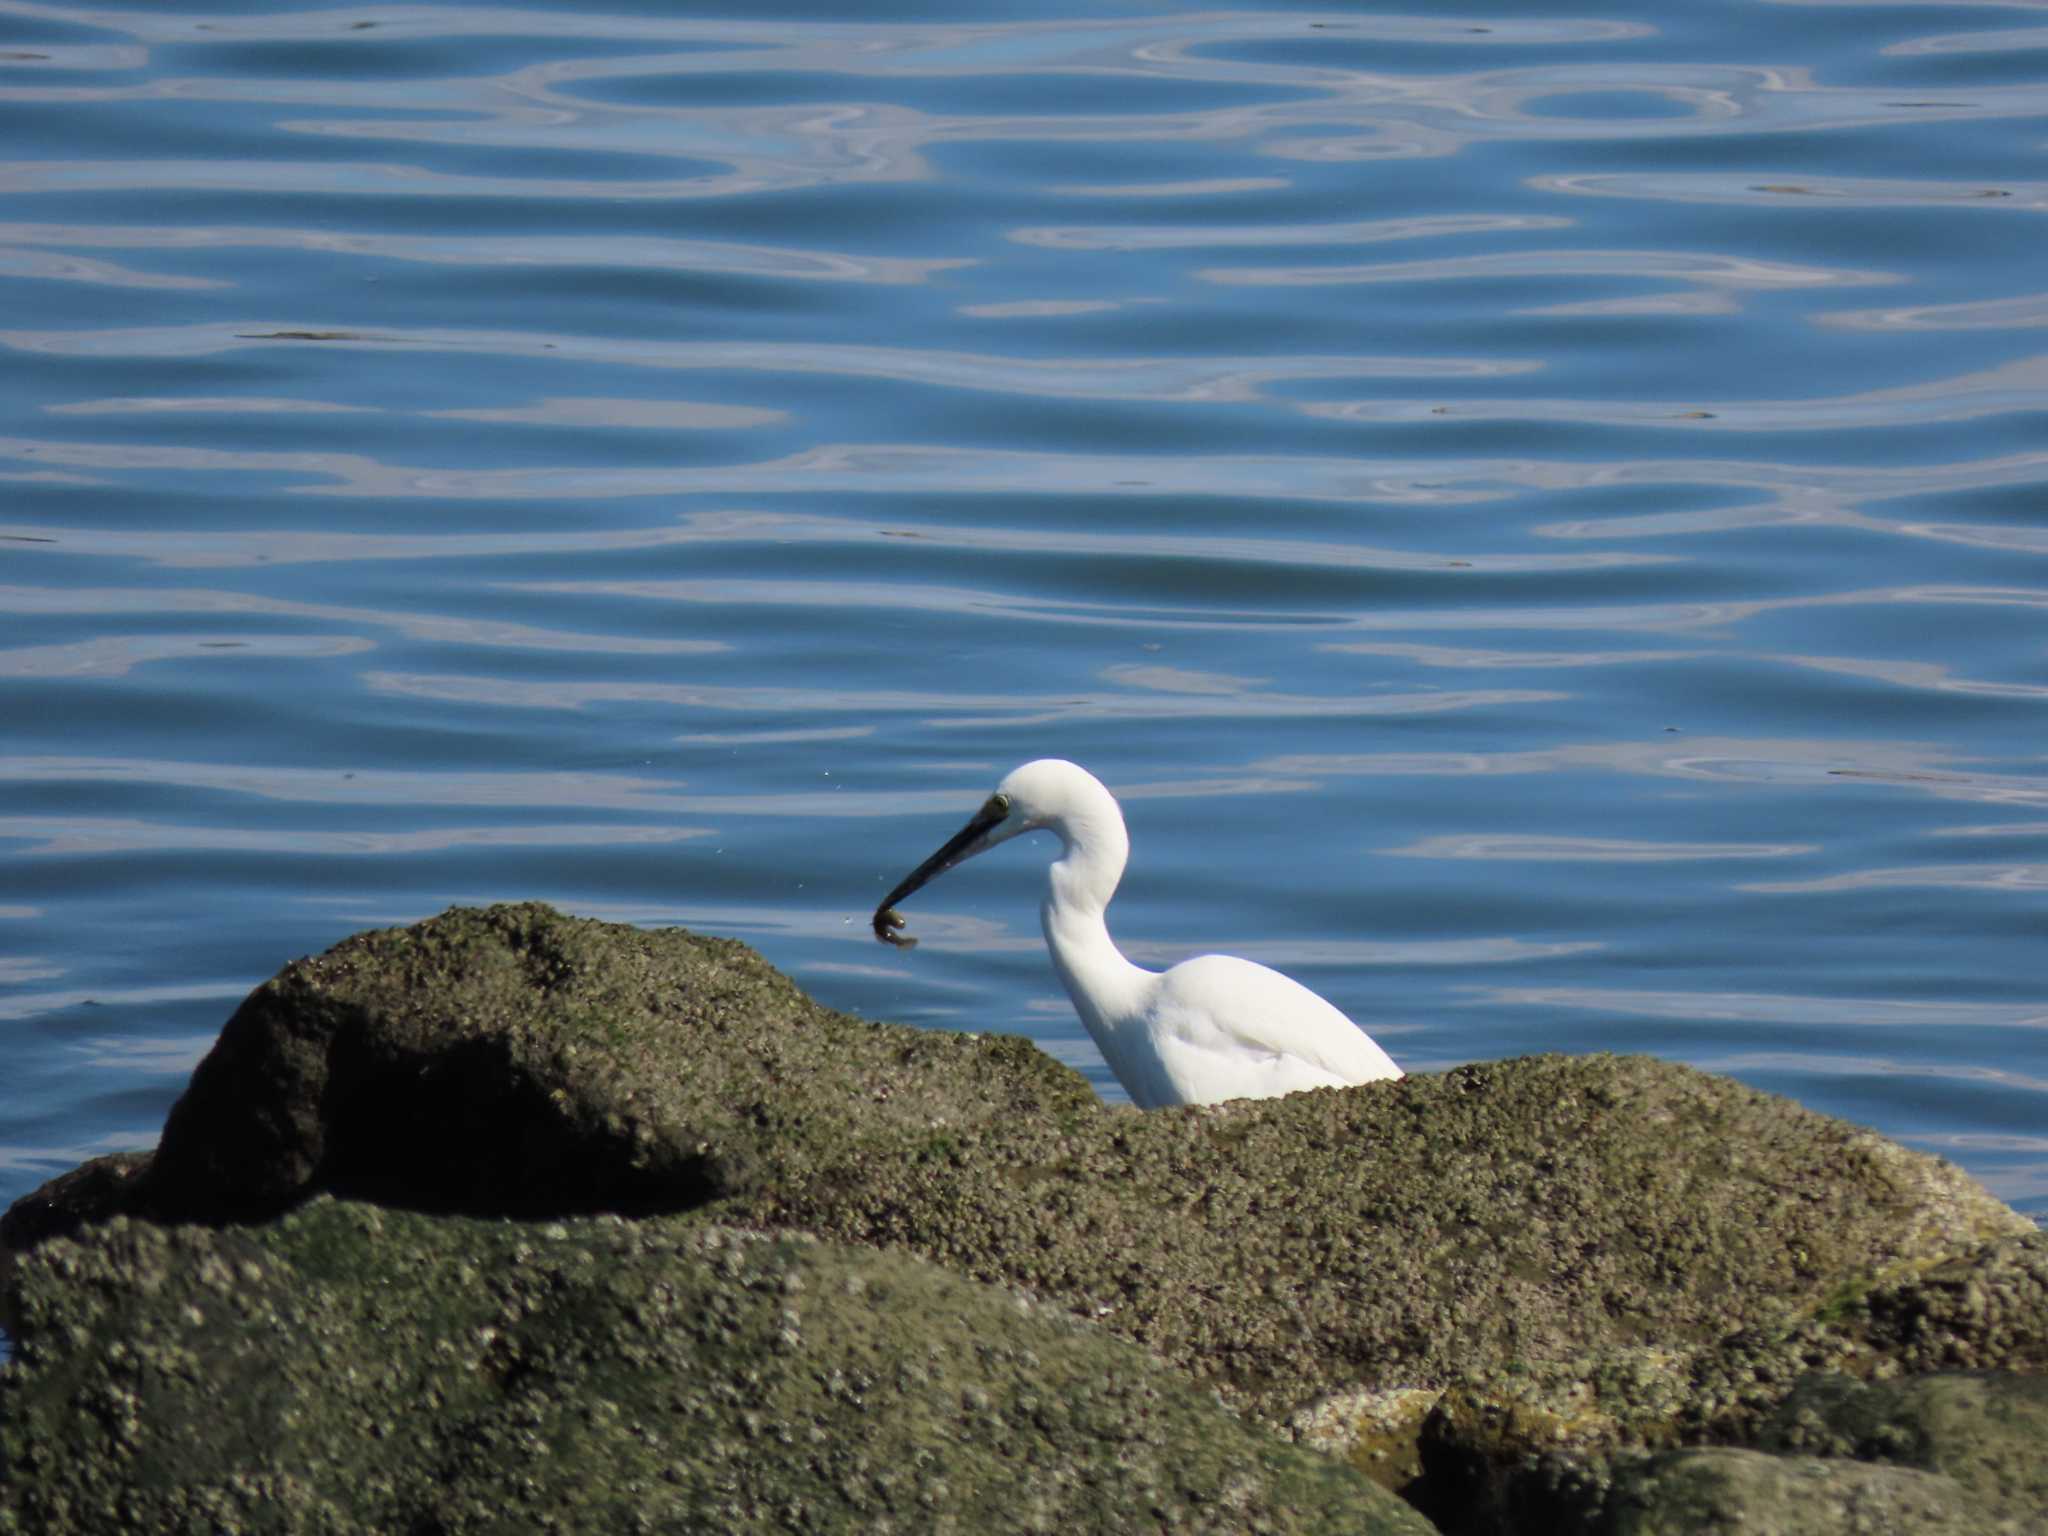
[872,759,1401,1108]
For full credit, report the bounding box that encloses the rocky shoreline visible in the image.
[3,903,2042,1533]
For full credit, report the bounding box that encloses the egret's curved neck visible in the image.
[1039,803,1152,1038]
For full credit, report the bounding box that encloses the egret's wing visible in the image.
[1153,953,1401,1087]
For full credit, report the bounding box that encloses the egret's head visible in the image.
[991,758,1100,830]
[871,760,1109,947]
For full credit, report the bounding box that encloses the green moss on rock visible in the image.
[0,1199,1429,1535]
[139,902,1100,1222]
[1408,1234,2048,1532]
[1597,1447,1999,1536]
[1760,1370,2048,1523]
[5,904,2038,1536]
[733,1050,2028,1421]
[9,906,2027,1433]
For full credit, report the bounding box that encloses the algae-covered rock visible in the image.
[735,1048,2028,1422]
[1596,1446,2000,1536]
[141,902,1099,1222]
[7,904,2026,1435]
[0,1198,1430,1536]
[1409,1350,1696,1532]
[1290,1385,1444,1493]
[1687,1228,2048,1438]
[1407,1233,2048,1532]
[1759,1370,2048,1525]
[5,904,2037,1536]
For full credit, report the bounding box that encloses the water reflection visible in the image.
[1388,834,1813,861]
[0,245,221,291]
[0,957,62,986]
[1203,247,1891,300]
[8,423,2044,535]
[1883,26,2048,61]
[1256,737,2043,803]
[3,326,1538,397]
[0,222,966,286]
[1745,863,2048,894]
[1304,356,2048,431]
[361,669,1562,724]
[0,755,991,819]
[47,394,374,417]
[1010,211,1574,251]
[1707,1052,2048,1098]
[0,584,725,652]
[0,632,371,679]
[0,816,714,858]
[0,981,248,1026]
[430,398,786,429]
[66,1035,214,1074]
[1826,292,2048,332]
[1532,172,2048,211]
[1475,986,2048,1028]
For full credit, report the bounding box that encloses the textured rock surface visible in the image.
[1759,1370,2048,1525]
[721,1037,2030,1428]
[135,901,1098,1223]
[1679,1228,2048,1447]
[1595,1447,2001,1536]
[0,1199,1431,1535]
[4,903,2040,1536]
[1411,1232,2048,1531]
[15,903,2013,1425]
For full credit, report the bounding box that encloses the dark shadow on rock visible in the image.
[311,1027,731,1218]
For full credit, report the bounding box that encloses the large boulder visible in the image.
[133,901,1097,1224]
[735,1049,2028,1424]
[0,1198,1429,1534]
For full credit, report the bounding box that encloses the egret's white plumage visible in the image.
[872,759,1401,1108]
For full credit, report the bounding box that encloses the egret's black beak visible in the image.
[872,794,1011,948]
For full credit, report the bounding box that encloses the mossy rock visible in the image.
[1409,1234,2048,1532]
[731,1047,2027,1421]
[1688,1229,2048,1436]
[0,1198,1430,1536]
[1759,1370,2048,1524]
[5,904,2029,1437]
[133,902,1097,1223]
[1595,1447,2001,1536]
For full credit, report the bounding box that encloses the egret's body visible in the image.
[873,759,1401,1108]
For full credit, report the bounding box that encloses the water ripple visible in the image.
[0,323,1534,395]
[1533,171,2048,211]
[1203,248,1893,296]
[1388,834,1816,862]
[0,221,969,285]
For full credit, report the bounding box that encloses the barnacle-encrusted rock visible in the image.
[1594,1446,2003,1536]
[3,903,2038,1535]
[1,1199,1429,1534]
[24,904,2008,1418]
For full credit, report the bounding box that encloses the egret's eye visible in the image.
[986,793,1011,818]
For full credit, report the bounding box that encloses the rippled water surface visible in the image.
[5,0,2048,1256]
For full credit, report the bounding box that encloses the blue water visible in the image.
[4,0,2047,1280]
